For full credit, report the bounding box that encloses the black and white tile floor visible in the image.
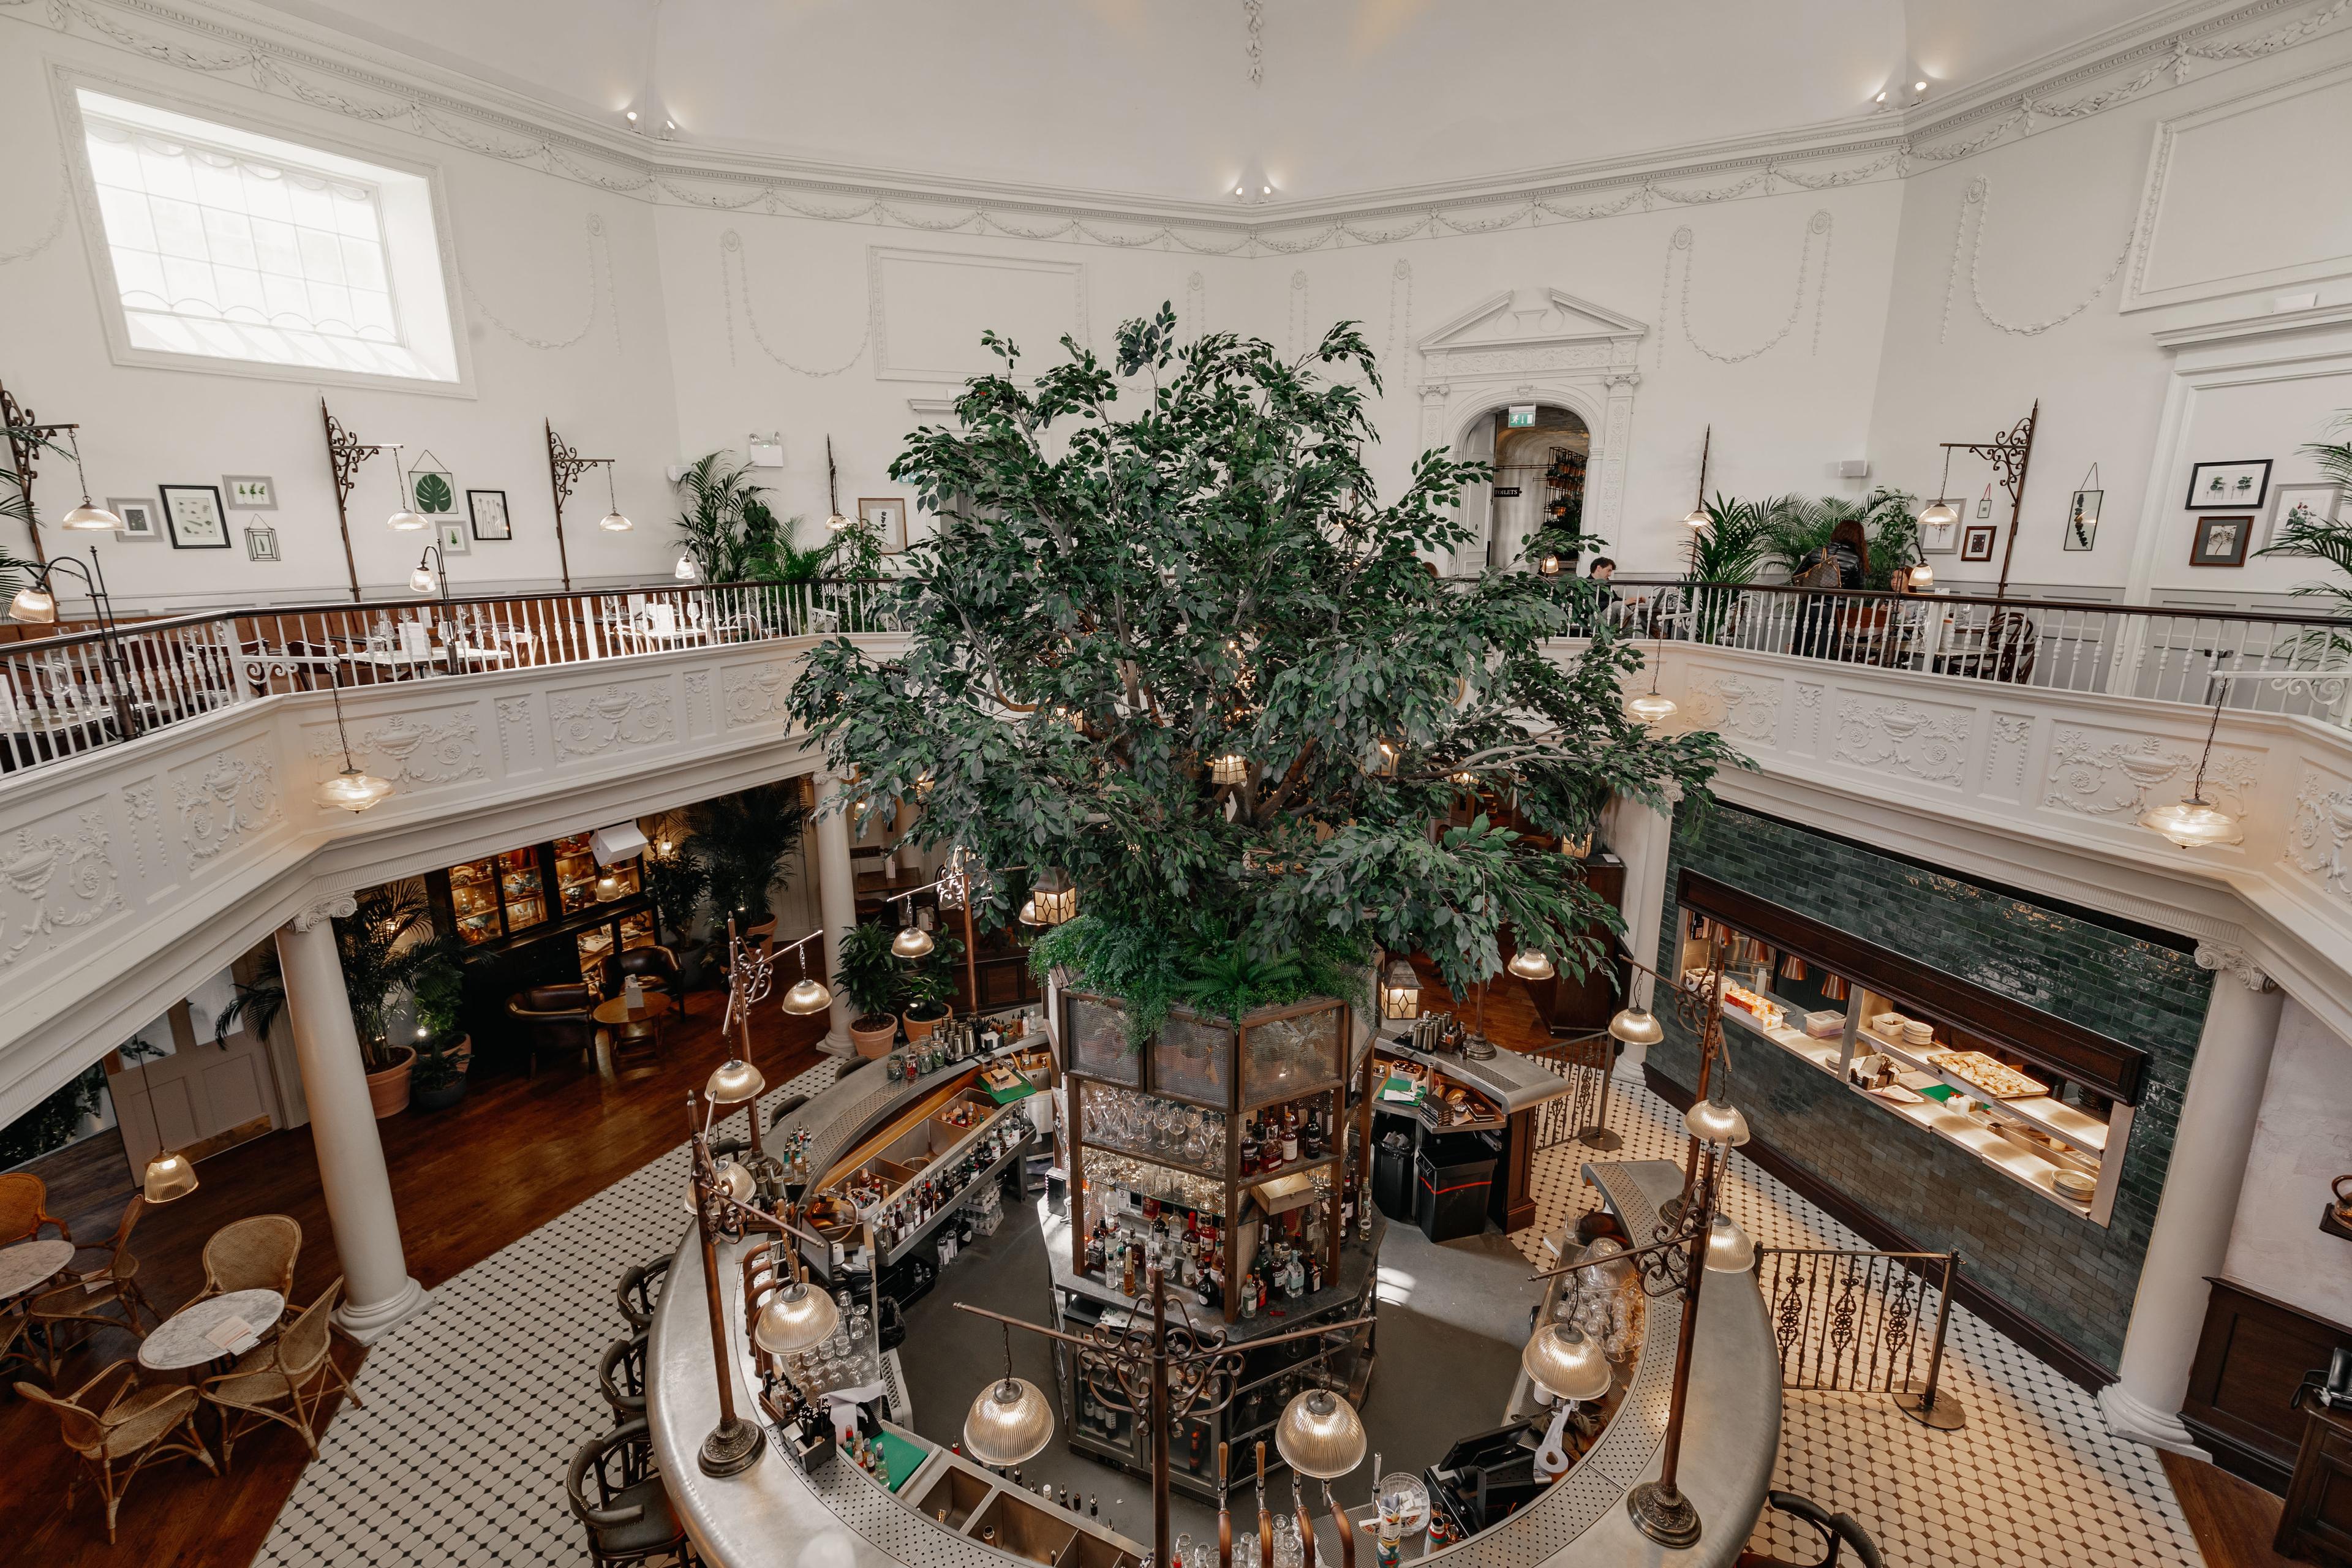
[263,1060,2203,1567]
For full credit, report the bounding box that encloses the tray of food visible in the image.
[1927,1050,2047,1101]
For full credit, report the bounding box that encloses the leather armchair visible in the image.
[505,983,597,1076]
[614,944,680,1001]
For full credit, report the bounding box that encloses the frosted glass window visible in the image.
[75,91,459,385]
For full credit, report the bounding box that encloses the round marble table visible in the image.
[139,1287,285,1371]
[0,1237,74,1303]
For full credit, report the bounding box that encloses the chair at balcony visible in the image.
[506,984,600,1076]
[0,1171,70,1246]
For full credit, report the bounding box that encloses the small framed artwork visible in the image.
[1960,524,1997,562]
[2269,481,2342,544]
[859,496,908,552]
[109,498,160,541]
[222,475,276,510]
[2065,489,2101,551]
[1975,485,1993,520]
[1918,518,1958,554]
[2185,459,2271,511]
[467,489,511,541]
[243,523,279,562]
[158,484,230,549]
[407,450,457,518]
[436,519,471,556]
[2191,515,2252,567]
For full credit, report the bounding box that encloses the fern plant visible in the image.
[2253,424,2352,659]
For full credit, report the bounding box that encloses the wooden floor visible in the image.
[2162,1450,2309,1567]
[0,983,827,1568]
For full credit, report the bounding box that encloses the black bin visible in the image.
[1414,1131,1499,1243]
[1371,1110,1418,1221]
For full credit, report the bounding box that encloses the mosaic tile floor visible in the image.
[261,1060,2204,1567]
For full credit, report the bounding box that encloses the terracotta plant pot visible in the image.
[366,1046,416,1119]
[902,1005,948,1043]
[850,1015,899,1058]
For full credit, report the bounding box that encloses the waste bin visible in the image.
[1372,1110,1418,1221]
[1414,1131,1500,1243]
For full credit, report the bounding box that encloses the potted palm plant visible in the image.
[214,880,461,1118]
[834,920,905,1057]
[684,783,803,935]
[899,932,965,1042]
[407,956,471,1112]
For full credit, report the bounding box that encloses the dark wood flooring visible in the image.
[0,984,827,1568]
[2162,1450,2309,1567]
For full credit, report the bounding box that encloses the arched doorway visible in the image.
[1482,405,1590,571]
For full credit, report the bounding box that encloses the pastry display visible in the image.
[1723,984,1784,1031]
[1927,1050,2047,1101]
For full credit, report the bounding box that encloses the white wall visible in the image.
[2223,995,2352,1327]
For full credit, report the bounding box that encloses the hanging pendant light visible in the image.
[706,1058,766,1108]
[1031,868,1077,926]
[1608,1006,1664,1045]
[1918,445,1958,527]
[1273,1387,1368,1480]
[57,431,121,530]
[1681,505,1709,530]
[891,895,935,959]
[1379,959,1422,1020]
[1908,560,1934,587]
[385,448,428,530]
[2142,682,2244,848]
[142,1148,199,1202]
[753,1276,840,1355]
[314,667,393,812]
[674,554,702,582]
[1627,690,1678,725]
[1507,946,1556,982]
[1537,551,1562,577]
[598,462,632,531]
[1705,1212,1757,1272]
[965,1322,1056,1466]
[686,1156,756,1213]
[1521,1322,1612,1404]
[8,581,56,624]
[1017,896,1042,927]
[1683,1096,1751,1147]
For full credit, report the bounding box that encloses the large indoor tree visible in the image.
[788,306,1740,1032]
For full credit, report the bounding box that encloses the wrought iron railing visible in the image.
[1522,1030,1620,1153]
[1600,579,2352,724]
[1755,1245,1964,1430]
[0,577,898,777]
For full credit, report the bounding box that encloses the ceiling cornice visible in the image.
[4,0,2346,254]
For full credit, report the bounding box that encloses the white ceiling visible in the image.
[247,0,2176,203]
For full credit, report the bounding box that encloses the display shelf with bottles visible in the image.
[426,829,656,1003]
[448,856,503,945]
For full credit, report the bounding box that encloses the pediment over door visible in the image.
[1415,288,1646,378]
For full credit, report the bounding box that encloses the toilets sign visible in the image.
[1507,404,1537,428]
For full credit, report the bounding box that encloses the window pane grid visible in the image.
[83,116,427,379]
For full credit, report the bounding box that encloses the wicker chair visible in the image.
[15,1360,216,1543]
[0,1170,70,1246]
[26,1196,160,1373]
[598,1332,648,1427]
[194,1214,301,1308]
[567,1418,691,1568]
[198,1278,360,1471]
[617,1257,669,1333]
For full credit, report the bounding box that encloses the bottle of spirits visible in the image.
[1281,1109,1302,1164]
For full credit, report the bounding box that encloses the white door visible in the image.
[108,973,284,1180]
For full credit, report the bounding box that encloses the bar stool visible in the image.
[567,1419,691,1568]
[597,1332,647,1428]
[617,1258,669,1332]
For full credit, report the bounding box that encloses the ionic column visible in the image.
[1602,782,1681,1082]
[814,769,859,1055]
[2098,941,2285,1454]
[277,897,431,1344]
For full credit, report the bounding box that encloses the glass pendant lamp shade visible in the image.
[1684,1096,1751,1147]
[600,510,633,532]
[1031,869,1077,926]
[387,506,429,531]
[1626,692,1679,726]
[9,584,57,624]
[1537,552,1562,577]
[1521,1322,1612,1404]
[1705,1212,1757,1273]
[1212,753,1249,786]
[826,511,851,533]
[1607,1007,1664,1046]
[1507,947,1556,982]
[674,554,701,581]
[142,1148,198,1203]
[1274,1387,1368,1480]
[2141,796,2243,848]
[754,1278,840,1355]
[1917,498,1959,527]
[409,565,436,595]
[1017,897,1041,927]
[1682,506,1709,529]
[706,1058,766,1107]
[1908,561,1934,587]
[60,499,121,530]
[316,766,394,812]
[965,1374,1055,1466]
[782,975,832,1015]
[892,923,935,959]
[1379,959,1422,1020]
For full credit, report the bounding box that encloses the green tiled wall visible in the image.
[1651,803,2211,1374]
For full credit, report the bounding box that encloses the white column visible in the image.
[2098,941,2285,1455]
[276,896,431,1344]
[814,769,859,1056]
[1602,782,1679,1082]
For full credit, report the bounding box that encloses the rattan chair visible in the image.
[0,1170,70,1246]
[15,1359,216,1543]
[598,1332,648,1427]
[26,1196,160,1374]
[198,1277,360,1471]
[194,1214,301,1308]
[617,1257,669,1332]
[567,1418,691,1567]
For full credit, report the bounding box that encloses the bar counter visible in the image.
[649,1055,1779,1568]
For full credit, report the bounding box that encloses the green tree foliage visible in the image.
[786,305,1741,1012]
[212,880,459,1072]
[684,783,804,930]
[2253,421,2352,656]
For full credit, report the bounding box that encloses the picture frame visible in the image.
[2269,481,2343,545]
[2190,515,2252,567]
[243,524,279,562]
[2185,459,2271,511]
[2065,489,2101,552]
[407,450,458,519]
[858,496,908,553]
[1975,486,1992,520]
[109,498,160,541]
[436,519,471,556]
[466,489,510,541]
[158,484,230,549]
[222,474,277,510]
[1959,524,1996,563]
[1917,518,1958,554]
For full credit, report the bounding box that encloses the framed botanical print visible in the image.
[2065,489,2101,551]
[1959,524,1997,563]
[109,498,160,541]
[436,519,471,556]
[2190,515,2252,567]
[407,450,457,519]
[859,497,908,552]
[158,484,230,549]
[222,475,276,510]
[467,489,511,541]
[2185,459,2271,511]
[244,524,279,562]
[2269,482,2342,545]
[1917,518,1958,554]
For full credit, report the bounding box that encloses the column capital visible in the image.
[290,893,358,932]
[2194,940,2274,993]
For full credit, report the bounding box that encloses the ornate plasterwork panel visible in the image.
[2283,764,2352,902]
[1684,668,1779,746]
[1833,696,1973,786]
[496,696,539,774]
[722,662,793,729]
[550,680,676,763]
[2044,726,2257,820]
[173,745,282,867]
[309,709,484,788]
[0,806,120,970]
[1984,712,2037,802]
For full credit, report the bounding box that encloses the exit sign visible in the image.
[1507,405,1537,428]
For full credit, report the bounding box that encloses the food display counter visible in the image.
[1370,1022,1581,1234]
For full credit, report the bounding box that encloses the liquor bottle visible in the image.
[1281,1109,1301,1164]
[1309,1254,1324,1295]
